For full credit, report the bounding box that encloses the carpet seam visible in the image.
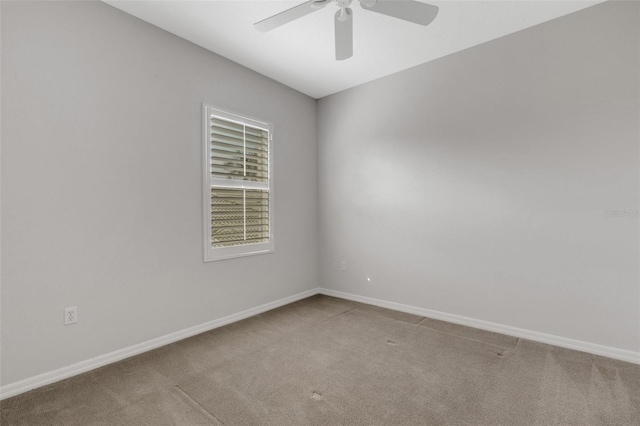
[174,384,226,425]
[315,307,356,325]
[351,307,427,325]
[416,321,519,350]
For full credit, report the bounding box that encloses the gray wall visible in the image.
[318,1,639,352]
[1,1,318,386]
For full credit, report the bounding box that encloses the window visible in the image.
[203,105,273,261]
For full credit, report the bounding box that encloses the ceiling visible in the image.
[103,0,605,99]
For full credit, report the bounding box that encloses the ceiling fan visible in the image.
[254,0,439,61]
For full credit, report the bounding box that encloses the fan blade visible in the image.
[361,0,439,26]
[335,8,353,60]
[254,0,329,32]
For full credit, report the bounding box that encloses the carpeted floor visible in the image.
[1,295,639,425]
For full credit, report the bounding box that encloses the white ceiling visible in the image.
[103,0,605,99]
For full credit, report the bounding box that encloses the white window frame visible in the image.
[203,104,274,262]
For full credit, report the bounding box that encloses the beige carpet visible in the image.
[1,295,639,425]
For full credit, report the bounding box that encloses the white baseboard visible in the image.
[3,286,638,400]
[0,288,319,400]
[318,288,640,365]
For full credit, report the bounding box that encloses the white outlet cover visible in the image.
[64,307,78,325]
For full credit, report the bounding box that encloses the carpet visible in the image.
[2,295,638,425]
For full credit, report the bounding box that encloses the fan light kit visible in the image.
[254,0,439,61]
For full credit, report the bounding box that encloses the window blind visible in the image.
[210,188,269,247]
[208,114,271,250]
[210,118,269,183]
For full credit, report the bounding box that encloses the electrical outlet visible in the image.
[64,307,77,325]
[341,261,347,271]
